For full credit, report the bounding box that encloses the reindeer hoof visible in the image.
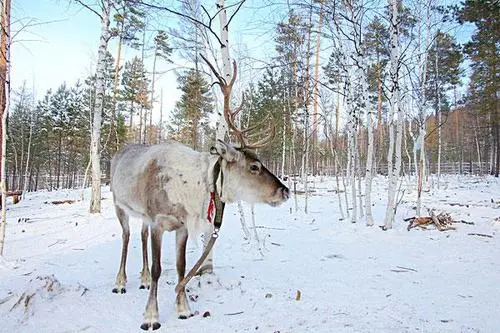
[178,310,198,320]
[139,284,150,290]
[112,287,126,294]
[140,322,161,330]
[196,264,213,276]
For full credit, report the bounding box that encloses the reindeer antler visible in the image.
[200,54,275,149]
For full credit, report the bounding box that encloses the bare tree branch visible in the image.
[75,0,103,20]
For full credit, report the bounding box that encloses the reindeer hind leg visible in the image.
[113,205,130,294]
[141,223,164,331]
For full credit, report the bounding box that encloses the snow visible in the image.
[1,175,499,333]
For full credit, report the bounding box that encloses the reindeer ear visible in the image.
[215,140,240,162]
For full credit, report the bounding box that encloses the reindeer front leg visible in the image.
[176,227,195,319]
[197,228,214,275]
[139,222,151,290]
[141,223,164,331]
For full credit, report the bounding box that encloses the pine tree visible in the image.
[457,0,500,176]
[120,56,150,142]
[6,83,33,190]
[167,69,213,150]
[109,0,145,151]
[363,16,389,134]
[426,31,462,184]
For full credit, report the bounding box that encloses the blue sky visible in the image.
[11,0,100,97]
[9,0,281,120]
[10,1,474,122]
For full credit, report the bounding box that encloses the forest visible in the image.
[0,0,498,224]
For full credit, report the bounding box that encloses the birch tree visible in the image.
[80,0,112,214]
[0,0,10,256]
[383,0,403,230]
[325,0,376,223]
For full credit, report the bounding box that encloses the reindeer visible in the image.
[110,58,289,330]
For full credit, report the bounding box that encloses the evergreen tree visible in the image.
[457,0,499,176]
[6,84,33,189]
[426,31,462,112]
[167,69,213,150]
[363,16,389,111]
[121,56,150,141]
[247,68,287,163]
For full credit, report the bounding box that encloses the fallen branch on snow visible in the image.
[47,199,77,205]
[405,211,457,231]
[467,233,493,238]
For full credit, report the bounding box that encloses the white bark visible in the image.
[415,126,425,216]
[280,102,286,177]
[0,96,7,256]
[365,108,375,226]
[334,155,346,221]
[89,0,111,214]
[237,201,251,240]
[0,0,10,256]
[301,110,309,214]
[436,49,442,188]
[22,112,33,197]
[383,0,401,229]
[215,0,230,141]
[149,52,157,144]
[474,111,482,173]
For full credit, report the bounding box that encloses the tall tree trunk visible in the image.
[280,99,286,177]
[57,133,62,189]
[473,118,482,173]
[22,113,33,198]
[0,0,11,256]
[435,44,442,188]
[215,0,230,141]
[312,1,324,176]
[89,0,111,214]
[383,0,400,230]
[365,102,375,226]
[158,89,163,142]
[110,31,124,153]
[149,53,157,144]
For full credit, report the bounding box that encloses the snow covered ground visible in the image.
[0,175,499,333]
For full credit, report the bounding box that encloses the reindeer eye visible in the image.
[249,163,261,173]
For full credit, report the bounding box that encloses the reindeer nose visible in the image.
[279,186,290,201]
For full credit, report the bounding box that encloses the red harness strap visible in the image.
[207,191,216,223]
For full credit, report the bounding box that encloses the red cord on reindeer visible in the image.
[207,192,215,223]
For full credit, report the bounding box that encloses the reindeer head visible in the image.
[212,140,289,206]
[202,54,289,207]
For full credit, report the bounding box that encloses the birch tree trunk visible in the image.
[436,49,442,188]
[383,0,400,230]
[365,105,375,226]
[158,89,164,142]
[89,0,111,214]
[22,113,33,198]
[280,102,286,177]
[215,0,230,141]
[0,0,10,256]
[312,1,324,175]
[110,29,123,151]
[149,53,157,143]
